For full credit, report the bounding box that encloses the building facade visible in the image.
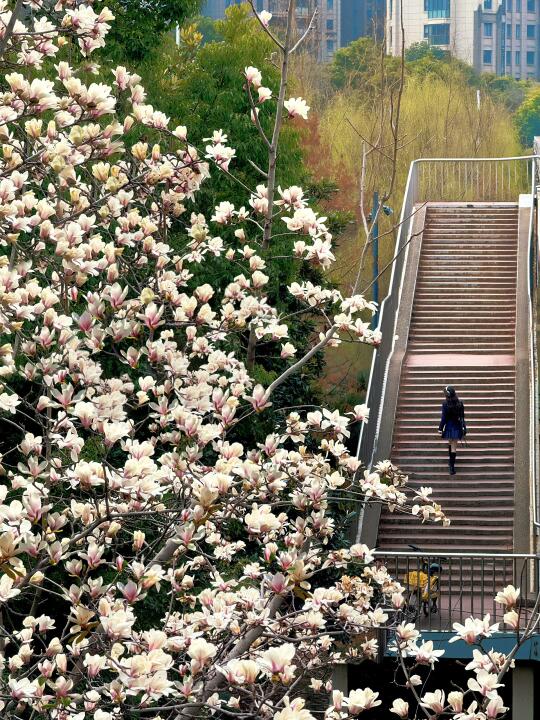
[201,1,387,60]
[201,0,259,19]
[387,0,540,80]
[341,0,386,45]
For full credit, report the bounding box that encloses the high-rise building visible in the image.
[387,0,540,80]
[263,0,340,61]
[341,0,385,45]
[200,0,387,60]
[201,0,248,20]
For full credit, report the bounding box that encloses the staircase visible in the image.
[377,204,518,554]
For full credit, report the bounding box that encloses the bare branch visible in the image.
[290,10,318,54]
[247,0,285,50]
[0,0,24,58]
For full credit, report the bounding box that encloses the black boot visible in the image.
[450,452,457,475]
[447,445,453,474]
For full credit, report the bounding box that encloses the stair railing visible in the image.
[528,152,540,533]
[416,157,534,203]
[356,155,540,536]
[356,162,419,472]
[374,550,540,633]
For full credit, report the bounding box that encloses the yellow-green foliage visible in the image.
[514,87,540,146]
[319,73,521,294]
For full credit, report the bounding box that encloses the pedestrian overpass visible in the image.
[350,153,540,718]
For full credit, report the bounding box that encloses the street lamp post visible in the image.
[369,191,392,330]
[371,190,380,329]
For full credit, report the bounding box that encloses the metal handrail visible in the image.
[415,155,538,161]
[528,148,540,531]
[374,551,538,559]
[356,161,418,468]
[375,550,540,632]
[356,154,540,539]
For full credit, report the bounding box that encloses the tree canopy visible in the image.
[98,0,202,61]
[514,87,540,145]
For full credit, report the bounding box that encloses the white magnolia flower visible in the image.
[494,584,520,607]
[345,688,381,713]
[390,698,409,718]
[0,574,21,602]
[467,669,503,697]
[0,392,20,414]
[244,66,262,88]
[259,10,272,27]
[284,97,310,120]
[260,643,296,674]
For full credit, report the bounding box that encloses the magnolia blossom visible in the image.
[0,392,20,413]
[274,698,315,720]
[258,86,272,103]
[284,97,310,120]
[486,695,508,718]
[420,690,445,714]
[409,640,445,666]
[259,10,272,27]
[0,574,21,601]
[448,691,464,712]
[390,698,409,717]
[450,615,499,644]
[494,584,520,607]
[260,644,296,674]
[345,688,381,714]
[467,670,503,697]
[188,638,217,670]
[350,403,369,423]
[245,65,262,88]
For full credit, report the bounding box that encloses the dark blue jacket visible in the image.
[439,400,466,440]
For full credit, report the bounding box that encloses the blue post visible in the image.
[372,190,379,329]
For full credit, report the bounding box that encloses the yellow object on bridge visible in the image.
[403,570,439,602]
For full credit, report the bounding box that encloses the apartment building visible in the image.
[201,1,388,60]
[387,1,540,80]
[341,0,386,44]
[260,0,341,61]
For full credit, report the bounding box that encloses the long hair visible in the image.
[444,386,462,420]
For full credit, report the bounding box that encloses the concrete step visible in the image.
[377,203,519,556]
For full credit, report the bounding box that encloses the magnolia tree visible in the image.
[0,2,536,719]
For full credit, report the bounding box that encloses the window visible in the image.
[507,0,512,8]
[516,50,521,64]
[527,0,535,10]
[484,0,492,8]
[423,23,450,44]
[327,0,333,9]
[484,22,493,36]
[326,18,334,30]
[527,50,535,64]
[516,23,521,37]
[483,49,493,64]
[507,23,512,38]
[424,0,450,18]
[326,39,335,54]
[527,24,536,37]
[506,49,512,65]
[516,0,521,10]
